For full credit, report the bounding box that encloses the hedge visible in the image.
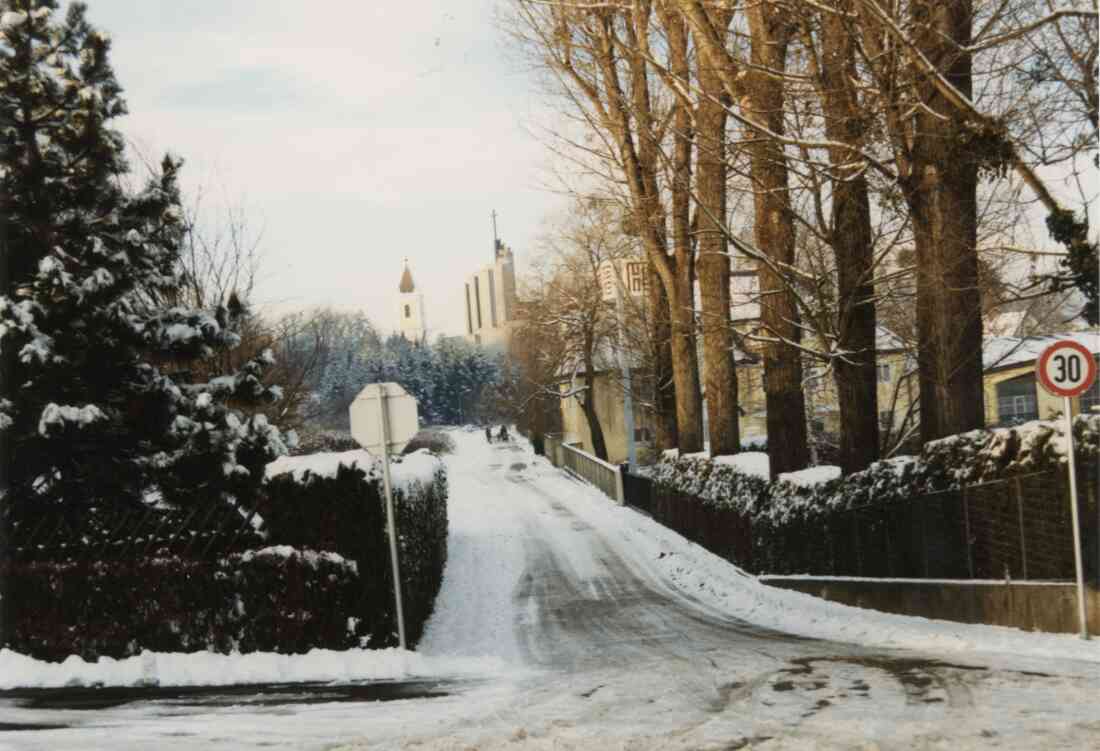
[5,449,450,660]
[260,450,448,648]
[4,549,364,661]
[651,414,1100,525]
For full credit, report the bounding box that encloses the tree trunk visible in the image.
[745,6,809,478]
[694,8,741,457]
[818,2,879,474]
[908,0,985,443]
[648,261,679,451]
[655,9,704,454]
[583,336,609,461]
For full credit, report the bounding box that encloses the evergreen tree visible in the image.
[0,1,287,512]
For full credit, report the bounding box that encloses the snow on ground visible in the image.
[0,647,506,691]
[777,464,842,486]
[517,445,1098,665]
[713,450,770,478]
[3,429,1099,751]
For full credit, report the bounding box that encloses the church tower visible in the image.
[398,259,427,343]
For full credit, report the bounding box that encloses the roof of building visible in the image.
[983,331,1100,372]
[399,263,415,293]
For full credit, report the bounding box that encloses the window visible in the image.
[996,375,1038,425]
[879,410,893,430]
[464,284,473,335]
[877,363,892,383]
[473,277,482,329]
[634,427,653,444]
[627,262,645,293]
[404,304,411,319]
[488,269,498,327]
[1081,377,1100,414]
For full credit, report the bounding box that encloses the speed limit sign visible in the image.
[1035,338,1096,640]
[1037,339,1096,397]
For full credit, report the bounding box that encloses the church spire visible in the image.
[398,257,415,293]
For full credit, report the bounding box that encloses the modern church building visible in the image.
[463,238,519,351]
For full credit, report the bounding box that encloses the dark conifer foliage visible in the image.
[0,1,288,512]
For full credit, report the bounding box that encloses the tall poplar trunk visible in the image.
[818,3,879,474]
[582,333,609,460]
[648,261,679,451]
[694,8,741,456]
[653,9,704,453]
[908,0,984,442]
[744,6,809,477]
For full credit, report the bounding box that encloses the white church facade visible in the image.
[397,260,427,343]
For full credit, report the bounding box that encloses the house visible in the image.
[982,332,1100,426]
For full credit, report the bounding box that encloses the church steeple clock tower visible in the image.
[398,259,427,343]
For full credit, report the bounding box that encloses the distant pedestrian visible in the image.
[498,425,509,443]
[485,425,493,443]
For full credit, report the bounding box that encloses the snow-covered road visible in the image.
[2,430,1098,750]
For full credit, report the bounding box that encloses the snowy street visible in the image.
[2,429,1099,750]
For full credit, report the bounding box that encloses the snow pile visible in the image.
[777,465,841,487]
[0,647,510,690]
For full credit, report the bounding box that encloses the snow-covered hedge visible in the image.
[4,549,364,661]
[262,449,448,649]
[652,415,1100,525]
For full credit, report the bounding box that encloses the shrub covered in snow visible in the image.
[262,450,448,648]
[3,549,364,661]
[652,415,1100,526]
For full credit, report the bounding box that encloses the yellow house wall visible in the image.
[983,364,1092,425]
[559,374,655,465]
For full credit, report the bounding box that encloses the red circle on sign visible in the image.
[1036,340,1097,398]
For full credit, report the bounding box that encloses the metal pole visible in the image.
[613,265,637,471]
[1063,395,1089,639]
[377,386,408,649]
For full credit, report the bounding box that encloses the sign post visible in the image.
[350,382,420,650]
[1036,340,1096,640]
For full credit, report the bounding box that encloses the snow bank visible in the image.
[777,464,841,486]
[519,438,1100,665]
[713,451,770,478]
[264,448,442,490]
[0,647,509,690]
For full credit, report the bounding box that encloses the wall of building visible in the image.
[560,372,655,465]
[464,251,518,351]
[398,292,426,341]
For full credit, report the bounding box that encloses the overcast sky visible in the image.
[87,0,558,338]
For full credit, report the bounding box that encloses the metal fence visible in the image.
[560,442,624,503]
[1,500,264,564]
[622,467,1099,582]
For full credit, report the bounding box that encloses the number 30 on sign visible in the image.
[1037,340,1097,398]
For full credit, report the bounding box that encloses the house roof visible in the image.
[983,331,1100,372]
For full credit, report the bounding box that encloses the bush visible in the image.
[261,450,448,648]
[402,429,455,456]
[4,549,364,661]
[653,414,1100,525]
[290,428,360,456]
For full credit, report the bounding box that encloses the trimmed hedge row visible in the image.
[651,414,1100,525]
[7,450,450,660]
[260,452,449,649]
[4,549,363,661]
